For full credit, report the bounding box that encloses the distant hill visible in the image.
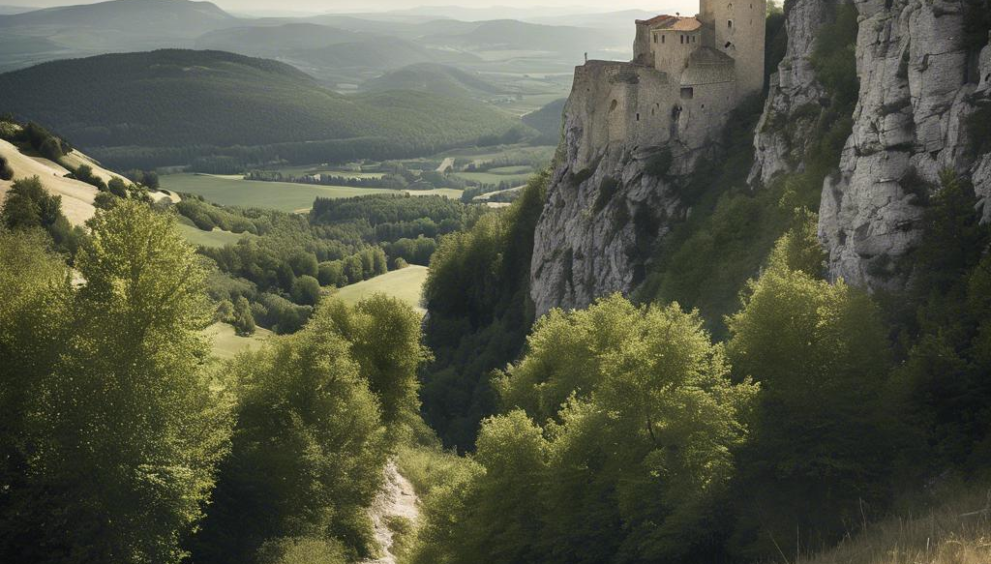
[0,0,237,36]
[0,5,32,15]
[0,49,525,169]
[522,98,567,145]
[420,19,629,54]
[361,63,506,99]
[194,23,366,56]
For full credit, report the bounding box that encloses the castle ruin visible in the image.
[565,0,766,168]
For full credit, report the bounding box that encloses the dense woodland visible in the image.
[174,193,482,334]
[0,50,533,170]
[1,3,991,564]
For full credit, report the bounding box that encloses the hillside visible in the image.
[193,23,365,55]
[0,49,523,168]
[361,63,506,99]
[521,98,566,145]
[420,19,629,54]
[0,134,176,226]
[0,0,236,36]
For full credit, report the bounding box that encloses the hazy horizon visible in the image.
[3,0,702,17]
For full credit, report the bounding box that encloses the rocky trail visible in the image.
[361,462,419,564]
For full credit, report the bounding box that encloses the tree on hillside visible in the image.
[322,295,430,432]
[0,229,71,561]
[415,295,758,564]
[726,218,892,559]
[0,176,62,231]
[191,302,389,564]
[0,200,234,563]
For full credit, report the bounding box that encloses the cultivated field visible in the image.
[160,173,396,212]
[332,265,429,313]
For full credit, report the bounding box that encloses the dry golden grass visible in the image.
[801,486,991,564]
[0,139,97,226]
[0,141,179,227]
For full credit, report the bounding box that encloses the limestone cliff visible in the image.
[530,0,991,317]
[815,0,991,289]
[529,140,698,317]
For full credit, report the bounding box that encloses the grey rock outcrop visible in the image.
[529,140,690,318]
[816,0,991,289]
[749,0,834,186]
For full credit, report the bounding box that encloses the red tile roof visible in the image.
[636,14,676,26]
[653,16,702,31]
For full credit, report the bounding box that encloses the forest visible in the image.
[0,50,532,170]
[173,193,482,335]
[2,1,991,563]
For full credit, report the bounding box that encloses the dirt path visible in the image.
[362,461,419,564]
[436,157,455,173]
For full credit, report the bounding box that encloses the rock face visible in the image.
[749,0,835,186]
[815,0,991,289]
[530,0,991,316]
[529,142,689,317]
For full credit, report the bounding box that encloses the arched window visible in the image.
[610,100,619,112]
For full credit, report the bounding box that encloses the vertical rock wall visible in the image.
[817,0,991,289]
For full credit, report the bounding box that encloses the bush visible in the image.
[291,275,321,306]
[810,3,860,110]
[232,296,256,336]
[0,155,13,181]
[71,164,107,191]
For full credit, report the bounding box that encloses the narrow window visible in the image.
[654,35,657,43]
[610,99,619,111]
[661,34,666,44]
[680,87,694,100]
[636,113,641,121]
[680,35,684,44]
[728,20,733,28]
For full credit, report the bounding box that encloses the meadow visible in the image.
[176,222,249,248]
[331,265,429,313]
[202,322,273,360]
[160,173,396,212]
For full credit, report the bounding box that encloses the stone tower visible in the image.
[699,0,766,96]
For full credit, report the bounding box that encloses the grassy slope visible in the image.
[331,265,429,313]
[176,222,248,248]
[202,322,272,360]
[800,485,991,564]
[160,173,396,212]
[0,139,98,225]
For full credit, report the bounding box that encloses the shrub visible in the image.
[0,155,13,181]
[810,3,860,110]
[71,164,107,191]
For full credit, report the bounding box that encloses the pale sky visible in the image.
[7,0,702,17]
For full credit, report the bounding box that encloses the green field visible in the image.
[160,173,396,212]
[331,265,429,313]
[407,188,463,199]
[202,322,273,360]
[453,170,536,186]
[177,223,249,248]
